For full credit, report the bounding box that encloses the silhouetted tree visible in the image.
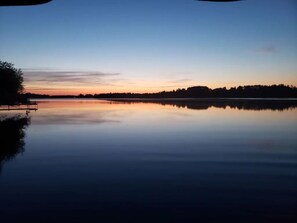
[0,61,25,105]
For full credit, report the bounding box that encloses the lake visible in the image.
[0,99,296,223]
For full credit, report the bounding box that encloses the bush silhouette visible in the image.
[0,61,25,105]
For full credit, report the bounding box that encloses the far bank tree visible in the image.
[0,61,25,105]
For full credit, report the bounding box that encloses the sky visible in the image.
[0,0,296,95]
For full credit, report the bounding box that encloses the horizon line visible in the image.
[24,84,297,97]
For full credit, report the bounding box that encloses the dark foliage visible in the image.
[26,85,297,99]
[94,85,297,99]
[0,61,27,105]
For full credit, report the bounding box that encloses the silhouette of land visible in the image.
[94,85,297,99]
[0,115,30,173]
[24,85,297,111]
[26,84,297,99]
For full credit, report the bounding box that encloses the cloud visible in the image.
[23,70,121,86]
[22,67,55,71]
[256,45,277,54]
[167,78,192,84]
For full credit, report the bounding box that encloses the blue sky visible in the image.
[0,0,296,94]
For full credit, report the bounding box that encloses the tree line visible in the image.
[25,85,297,99]
[1,60,297,103]
[93,85,297,99]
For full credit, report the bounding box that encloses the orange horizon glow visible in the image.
[24,80,297,96]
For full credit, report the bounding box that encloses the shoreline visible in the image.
[29,97,297,100]
[28,97,297,111]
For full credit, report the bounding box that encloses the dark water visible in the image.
[0,99,296,223]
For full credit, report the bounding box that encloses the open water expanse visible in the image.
[0,99,296,222]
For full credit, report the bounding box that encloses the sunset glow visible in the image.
[1,0,296,95]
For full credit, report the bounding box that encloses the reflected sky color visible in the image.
[0,0,296,95]
[0,100,297,222]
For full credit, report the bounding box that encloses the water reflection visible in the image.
[0,100,296,222]
[31,100,121,125]
[108,98,297,111]
[0,115,30,173]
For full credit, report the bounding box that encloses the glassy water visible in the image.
[0,99,296,223]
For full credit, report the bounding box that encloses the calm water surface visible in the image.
[0,99,296,222]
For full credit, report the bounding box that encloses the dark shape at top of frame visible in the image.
[0,0,51,6]
[0,0,243,6]
[197,0,242,2]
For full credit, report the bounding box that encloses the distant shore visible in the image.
[30,97,297,102]
[30,97,297,111]
[101,97,297,102]
[25,84,297,100]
